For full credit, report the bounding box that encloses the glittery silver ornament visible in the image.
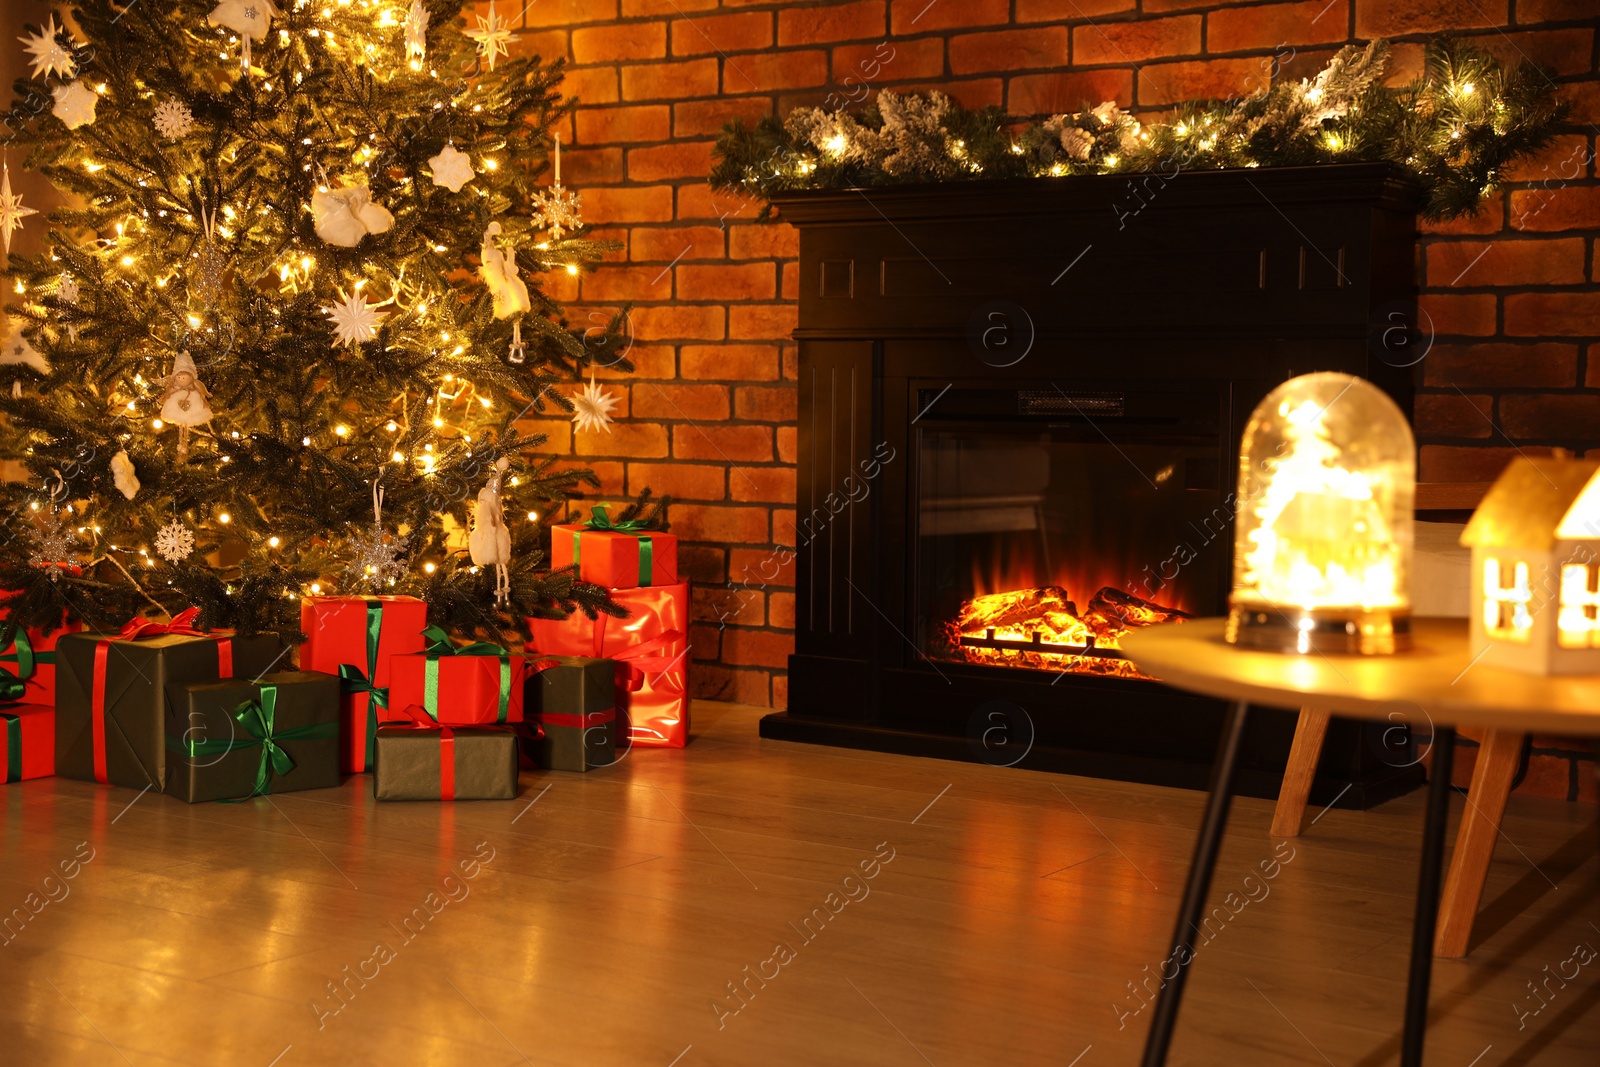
[155,518,195,563]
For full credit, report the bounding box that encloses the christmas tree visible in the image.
[0,0,656,641]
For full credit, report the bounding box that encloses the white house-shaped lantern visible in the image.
[1460,454,1600,675]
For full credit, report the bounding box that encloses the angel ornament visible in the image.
[159,351,214,461]
[479,222,530,363]
[468,457,512,607]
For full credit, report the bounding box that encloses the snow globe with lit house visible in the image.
[1225,372,1415,655]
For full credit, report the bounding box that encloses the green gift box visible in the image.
[55,614,284,790]
[165,671,341,803]
[373,716,518,801]
[525,655,617,772]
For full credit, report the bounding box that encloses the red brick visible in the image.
[721,628,794,670]
[1419,445,1538,482]
[1513,754,1573,799]
[772,508,797,542]
[768,592,796,629]
[1356,0,1509,37]
[677,263,776,301]
[508,30,569,63]
[731,304,799,340]
[624,0,713,14]
[782,261,801,300]
[771,674,789,709]
[563,67,620,105]
[631,304,726,341]
[672,11,772,56]
[1566,81,1600,125]
[693,584,763,626]
[731,547,795,586]
[681,344,781,381]
[628,141,716,182]
[1208,0,1350,53]
[1427,238,1587,287]
[781,348,798,380]
[514,416,569,453]
[834,38,945,84]
[1381,42,1428,87]
[1483,29,1596,76]
[573,421,668,459]
[1136,59,1257,106]
[671,503,771,542]
[579,188,673,227]
[1414,393,1494,438]
[778,1,885,46]
[1421,343,1578,387]
[591,342,675,380]
[559,147,624,186]
[691,664,771,706]
[580,265,671,302]
[734,386,798,421]
[678,545,728,585]
[950,28,1069,76]
[1501,394,1600,440]
[627,461,727,501]
[1578,758,1599,803]
[891,0,1007,34]
[678,183,764,222]
[1418,292,1497,336]
[1073,16,1201,66]
[1510,186,1600,232]
[1018,0,1134,20]
[675,425,774,463]
[726,50,829,94]
[631,226,726,262]
[1506,292,1600,336]
[634,383,730,423]
[729,223,800,260]
[1590,343,1600,387]
[675,98,773,138]
[1519,0,1600,17]
[572,22,665,63]
[688,625,721,663]
[777,425,798,464]
[575,106,671,145]
[1009,69,1135,115]
[1502,135,1592,184]
[883,79,1004,110]
[1421,192,1506,236]
[730,466,796,503]
[620,59,721,102]
[549,458,624,491]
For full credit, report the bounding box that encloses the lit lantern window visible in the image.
[1225,372,1414,655]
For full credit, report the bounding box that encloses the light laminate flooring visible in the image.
[2,701,1597,1066]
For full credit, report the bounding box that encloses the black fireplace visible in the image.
[761,164,1424,805]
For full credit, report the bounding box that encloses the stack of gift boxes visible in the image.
[0,516,687,803]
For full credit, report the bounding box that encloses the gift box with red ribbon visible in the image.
[0,606,83,708]
[373,704,518,801]
[527,581,689,749]
[298,595,429,773]
[388,627,526,726]
[54,609,284,789]
[524,655,616,772]
[550,506,678,589]
[1,704,53,783]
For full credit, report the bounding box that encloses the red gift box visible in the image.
[388,628,526,726]
[1,704,53,782]
[0,604,83,708]
[527,581,689,748]
[550,507,678,589]
[299,596,429,773]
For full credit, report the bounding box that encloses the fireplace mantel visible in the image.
[761,163,1425,805]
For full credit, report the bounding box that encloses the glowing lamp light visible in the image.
[1225,372,1414,655]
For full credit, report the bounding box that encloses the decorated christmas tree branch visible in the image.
[711,38,1570,220]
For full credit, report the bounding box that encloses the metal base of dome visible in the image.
[1225,603,1412,655]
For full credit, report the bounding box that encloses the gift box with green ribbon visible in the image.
[550,505,678,589]
[524,655,617,772]
[55,610,284,790]
[298,596,429,773]
[1,704,53,783]
[374,704,518,801]
[0,606,83,708]
[164,672,340,803]
[388,627,526,726]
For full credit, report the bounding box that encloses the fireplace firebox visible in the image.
[761,164,1424,805]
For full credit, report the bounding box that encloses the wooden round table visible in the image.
[1120,617,1600,1067]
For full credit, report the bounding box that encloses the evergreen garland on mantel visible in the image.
[710,39,1570,221]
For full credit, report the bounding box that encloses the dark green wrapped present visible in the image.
[374,709,518,801]
[165,672,341,803]
[525,655,616,772]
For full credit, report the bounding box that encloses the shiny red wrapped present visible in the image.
[550,506,678,589]
[0,604,82,708]
[527,581,689,749]
[299,596,429,773]
[1,704,53,782]
[387,627,526,726]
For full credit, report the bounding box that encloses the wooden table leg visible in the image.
[1433,728,1525,958]
[1271,707,1330,838]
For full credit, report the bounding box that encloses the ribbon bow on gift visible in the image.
[418,626,513,724]
[387,702,459,799]
[175,684,337,800]
[578,505,656,586]
[0,629,40,703]
[119,605,214,642]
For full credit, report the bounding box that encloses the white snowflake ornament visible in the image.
[570,374,620,434]
[324,290,386,346]
[404,0,429,62]
[0,162,38,255]
[154,99,195,140]
[19,16,75,81]
[52,80,97,130]
[27,510,76,574]
[464,1,513,72]
[428,144,474,193]
[531,185,582,241]
[155,519,195,563]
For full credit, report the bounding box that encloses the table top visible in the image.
[1121,618,1600,736]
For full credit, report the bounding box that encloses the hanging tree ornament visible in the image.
[110,450,141,500]
[155,517,195,563]
[464,0,513,72]
[404,0,429,63]
[0,159,39,255]
[468,458,512,607]
[19,16,76,81]
[312,183,394,247]
[154,98,195,140]
[570,373,619,434]
[1,323,48,397]
[530,136,583,240]
[427,143,474,193]
[51,80,97,129]
[479,221,531,362]
[57,273,80,342]
[323,288,387,346]
[208,0,278,74]
[158,351,215,461]
[28,474,76,578]
[190,203,226,308]
[345,476,405,589]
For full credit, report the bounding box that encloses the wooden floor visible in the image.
[2,701,1597,1067]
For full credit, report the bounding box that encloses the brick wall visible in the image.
[507,2,1599,761]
